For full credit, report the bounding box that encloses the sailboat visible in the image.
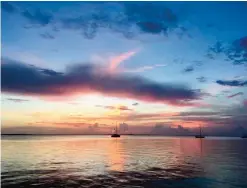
[195,125,205,138]
[111,123,120,137]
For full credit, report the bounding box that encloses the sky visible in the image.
[1,1,247,136]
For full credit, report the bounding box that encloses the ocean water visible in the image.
[1,136,247,188]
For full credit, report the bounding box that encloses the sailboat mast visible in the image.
[200,125,202,136]
[116,122,118,134]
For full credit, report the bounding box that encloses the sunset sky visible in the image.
[1,1,247,135]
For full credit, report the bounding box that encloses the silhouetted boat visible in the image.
[111,134,120,137]
[111,123,120,138]
[195,125,205,138]
[241,135,247,138]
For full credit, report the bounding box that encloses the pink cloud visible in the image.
[109,49,139,71]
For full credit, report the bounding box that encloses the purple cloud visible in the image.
[1,58,201,106]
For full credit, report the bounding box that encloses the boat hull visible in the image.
[111,134,120,137]
[195,136,205,138]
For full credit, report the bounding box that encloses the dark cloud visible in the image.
[216,79,247,87]
[1,2,16,13]
[14,2,180,40]
[207,38,247,65]
[228,92,244,98]
[226,36,247,65]
[182,66,194,73]
[40,32,55,40]
[1,58,201,106]
[6,98,29,103]
[21,9,53,26]
[196,76,207,83]
[126,3,177,35]
[132,102,139,106]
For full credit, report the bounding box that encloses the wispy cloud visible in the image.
[109,50,139,71]
[182,66,194,73]
[40,32,55,40]
[122,64,167,73]
[95,105,132,111]
[196,76,207,83]
[228,92,244,98]
[6,98,29,103]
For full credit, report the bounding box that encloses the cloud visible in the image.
[119,122,129,132]
[208,41,225,54]
[118,105,132,111]
[216,79,247,87]
[109,50,138,71]
[122,64,167,73]
[95,105,115,110]
[6,98,29,102]
[196,76,207,83]
[244,100,247,106]
[2,58,201,106]
[132,102,139,106]
[21,9,53,26]
[150,123,191,136]
[68,112,178,123]
[227,36,247,65]
[40,32,55,40]
[125,3,178,35]
[12,2,180,40]
[207,38,247,65]
[96,105,132,111]
[182,66,194,73]
[1,2,17,13]
[227,92,244,98]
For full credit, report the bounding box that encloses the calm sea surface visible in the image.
[1,136,247,188]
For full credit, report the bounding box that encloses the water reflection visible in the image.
[2,136,247,188]
[107,138,125,171]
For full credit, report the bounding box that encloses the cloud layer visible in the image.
[2,58,201,106]
[2,2,181,40]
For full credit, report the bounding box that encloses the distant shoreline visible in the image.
[1,134,244,138]
[1,134,188,136]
